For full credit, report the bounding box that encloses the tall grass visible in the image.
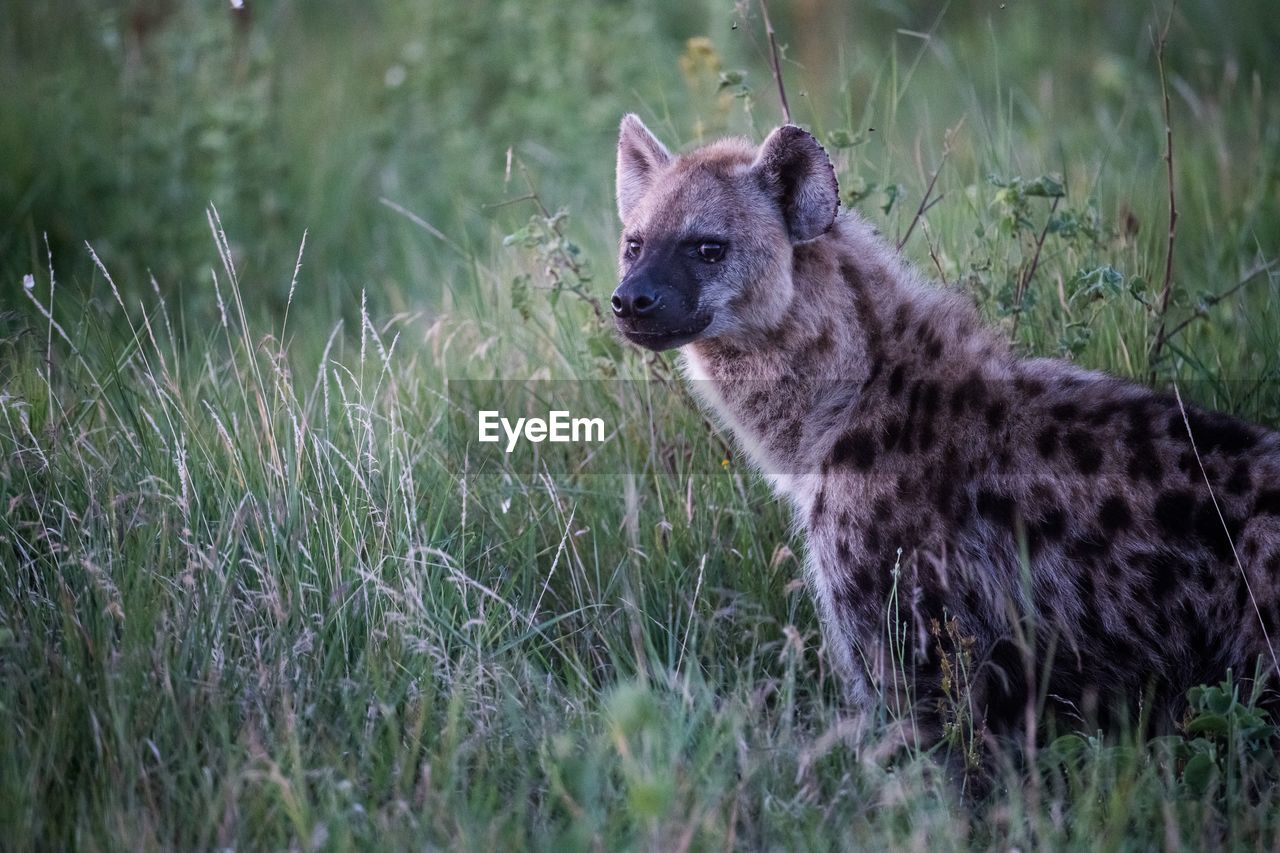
[2,0,1280,848]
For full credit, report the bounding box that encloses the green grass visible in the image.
[3,1,1280,849]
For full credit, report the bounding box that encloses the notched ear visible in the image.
[616,114,672,222]
[752,125,839,242]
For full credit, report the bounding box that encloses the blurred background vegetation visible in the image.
[3,0,1277,341]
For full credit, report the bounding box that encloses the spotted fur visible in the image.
[613,115,1280,738]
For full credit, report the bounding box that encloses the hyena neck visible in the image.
[682,213,1007,487]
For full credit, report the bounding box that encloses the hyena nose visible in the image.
[611,283,660,318]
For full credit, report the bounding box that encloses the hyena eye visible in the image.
[698,242,725,263]
[624,239,642,259]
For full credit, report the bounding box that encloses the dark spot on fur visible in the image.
[1065,430,1104,475]
[1154,490,1196,538]
[1131,550,1183,602]
[1169,409,1258,455]
[892,304,912,338]
[1127,445,1164,483]
[935,476,956,516]
[844,262,885,363]
[836,538,852,563]
[1226,461,1252,496]
[805,326,834,357]
[1202,568,1218,593]
[896,473,922,502]
[1099,496,1132,533]
[950,373,988,417]
[831,428,877,471]
[811,488,826,521]
[873,497,893,523]
[1177,450,1197,474]
[1028,506,1067,555]
[1088,403,1120,427]
[900,382,923,455]
[985,400,1009,430]
[1256,490,1280,517]
[888,364,906,397]
[1015,376,1045,398]
[924,337,943,362]
[1123,400,1152,444]
[1051,402,1079,422]
[918,426,935,453]
[1068,530,1109,561]
[977,489,1017,528]
[1036,426,1059,459]
[918,382,941,451]
[866,527,883,557]
[881,420,903,452]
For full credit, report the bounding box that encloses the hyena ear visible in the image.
[752,125,839,242]
[616,114,672,222]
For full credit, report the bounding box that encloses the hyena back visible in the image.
[611,114,1280,737]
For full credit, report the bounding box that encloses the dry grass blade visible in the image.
[1173,382,1279,675]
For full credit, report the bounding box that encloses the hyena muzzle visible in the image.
[610,113,1280,744]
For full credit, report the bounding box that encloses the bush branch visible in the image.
[758,0,791,124]
[1148,3,1180,381]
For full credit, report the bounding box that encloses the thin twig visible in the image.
[758,0,791,124]
[1159,258,1277,343]
[922,224,948,286]
[1148,3,1180,382]
[482,193,539,210]
[898,122,961,251]
[501,161,604,321]
[1011,195,1062,338]
[897,164,945,250]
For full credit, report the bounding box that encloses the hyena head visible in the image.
[612,114,839,350]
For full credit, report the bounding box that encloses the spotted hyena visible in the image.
[611,114,1280,740]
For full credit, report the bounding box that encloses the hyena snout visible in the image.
[611,268,711,351]
[610,277,660,319]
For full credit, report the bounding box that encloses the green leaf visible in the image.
[628,778,673,819]
[717,69,747,90]
[1047,734,1089,762]
[1071,265,1126,302]
[827,129,867,149]
[510,273,532,321]
[501,226,531,247]
[1186,713,1230,737]
[607,682,660,739]
[1182,752,1218,796]
[843,181,878,206]
[1024,174,1066,197]
[880,184,904,215]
